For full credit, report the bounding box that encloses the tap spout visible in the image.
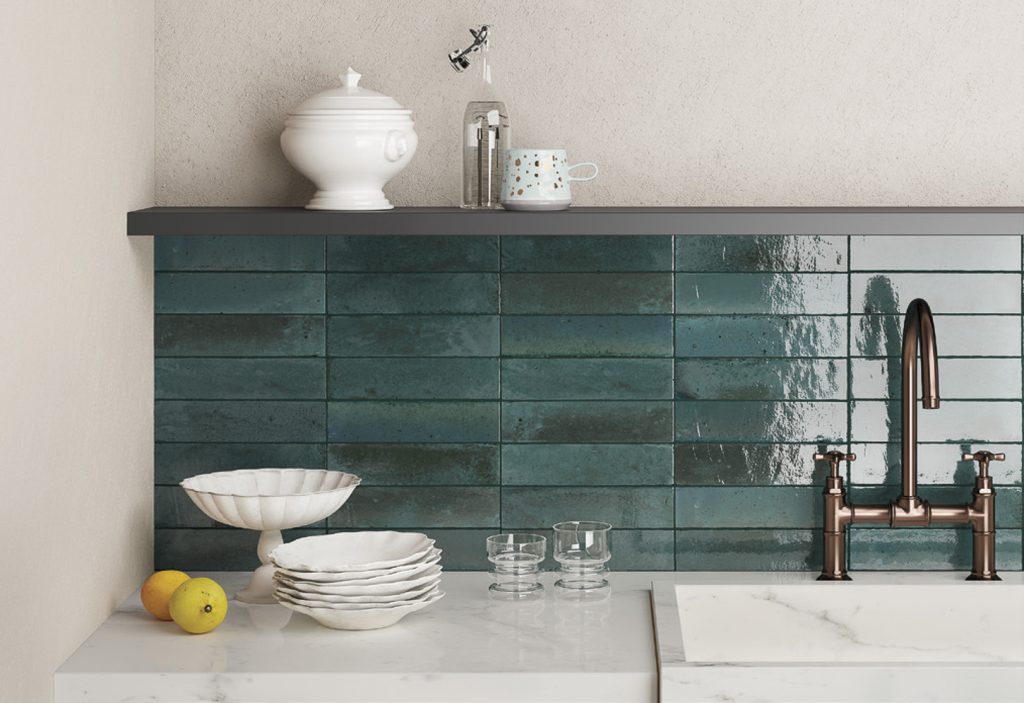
[900,299,940,506]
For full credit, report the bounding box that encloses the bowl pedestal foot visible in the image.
[235,529,283,605]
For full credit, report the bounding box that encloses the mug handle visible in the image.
[566,162,599,182]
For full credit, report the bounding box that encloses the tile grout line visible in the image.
[846,235,854,572]
[497,236,503,537]
[157,481,1022,489]
[155,269,1024,275]
[155,354,1024,361]
[671,235,678,571]
[152,238,161,569]
[159,313,1024,320]
[323,235,329,536]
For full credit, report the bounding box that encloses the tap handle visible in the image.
[813,450,856,478]
[962,450,1005,477]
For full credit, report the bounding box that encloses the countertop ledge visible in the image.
[55,571,660,703]
[126,206,1024,236]
[55,571,1024,703]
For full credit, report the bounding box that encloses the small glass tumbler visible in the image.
[552,521,612,592]
[486,533,546,599]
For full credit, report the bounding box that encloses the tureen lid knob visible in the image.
[341,67,361,88]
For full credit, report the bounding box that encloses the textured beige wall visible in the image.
[0,2,154,702]
[156,0,1024,207]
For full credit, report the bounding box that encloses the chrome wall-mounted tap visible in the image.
[447,25,490,72]
[817,298,1002,581]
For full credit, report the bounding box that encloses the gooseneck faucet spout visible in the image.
[816,298,1002,581]
[899,298,940,510]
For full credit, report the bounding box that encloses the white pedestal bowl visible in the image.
[180,469,361,604]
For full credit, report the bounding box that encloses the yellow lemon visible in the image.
[140,570,191,621]
[169,577,228,634]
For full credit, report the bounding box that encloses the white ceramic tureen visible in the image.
[280,67,418,210]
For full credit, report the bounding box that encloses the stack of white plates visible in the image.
[270,531,444,630]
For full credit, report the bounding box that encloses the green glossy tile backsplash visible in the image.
[155,235,1024,573]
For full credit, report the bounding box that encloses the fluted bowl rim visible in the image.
[180,468,361,499]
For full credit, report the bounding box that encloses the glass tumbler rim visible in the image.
[552,520,613,533]
[486,532,547,558]
[486,532,547,546]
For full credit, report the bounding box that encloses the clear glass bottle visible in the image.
[461,31,510,209]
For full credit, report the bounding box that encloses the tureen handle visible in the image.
[341,67,361,88]
[384,130,409,162]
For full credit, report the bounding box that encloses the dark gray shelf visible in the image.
[127,206,1024,237]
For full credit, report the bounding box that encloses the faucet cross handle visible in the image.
[814,450,856,478]
[962,450,1005,477]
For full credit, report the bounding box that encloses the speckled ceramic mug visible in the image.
[500,148,598,211]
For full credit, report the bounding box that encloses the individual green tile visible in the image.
[327,443,499,485]
[155,235,324,271]
[850,236,1021,272]
[501,273,672,314]
[676,359,845,400]
[850,443,1022,485]
[675,529,818,570]
[327,236,498,271]
[676,273,846,314]
[329,358,498,400]
[155,486,221,528]
[503,316,673,357]
[155,443,327,484]
[606,530,676,570]
[409,529,491,570]
[155,486,327,529]
[849,528,1022,571]
[156,400,325,443]
[851,273,1021,314]
[675,401,846,443]
[501,444,673,486]
[501,236,671,271]
[328,315,499,357]
[676,487,821,528]
[501,487,674,529]
[156,273,325,313]
[849,486,1022,528]
[327,273,498,313]
[156,358,326,400]
[155,528,323,571]
[674,444,828,485]
[852,358,1022,400]
[502,401,673,442]
[501,359,673,400]
[851,400,1022,442]
[854,314,1023,358]
[675,236,846,272]
[329,487,499,528]
[155,315,325,357]
[328,401,499,442]
[675,316,847,357]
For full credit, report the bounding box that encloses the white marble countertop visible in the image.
[56,571,658,703]
[652,571,1024,703]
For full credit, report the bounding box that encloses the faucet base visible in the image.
[966,573,1002,581]
[816,573,852,581]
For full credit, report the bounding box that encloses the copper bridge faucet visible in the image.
[816,298,1003,581]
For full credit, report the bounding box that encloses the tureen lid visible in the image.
[290,67,408,113]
